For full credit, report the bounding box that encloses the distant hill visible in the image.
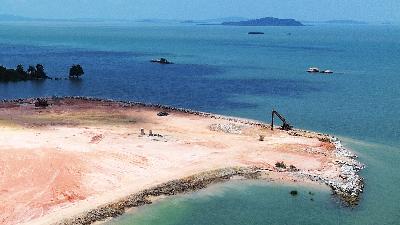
[0,14,128,22]
[302,19,369,25]
[0,14,32,21]
[181,17,248,24]
[325,20,368,25]
[222,17,303,26]
[136,19,181,23]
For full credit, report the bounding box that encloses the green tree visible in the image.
[0,64,48,82]
[0,66,7,81]
[69,64,84,78]
[27,65,36,79]
[16,64,27,80]
[16,65,25,74]
[35,64,47,79]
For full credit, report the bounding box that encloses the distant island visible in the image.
[301,19,368,25]
[325,20,368,25]
[248,32,265,35]
[0,64,85,82]
[0,14,29,21]
[181,17,249,24]
[0,64,48,82]
[0,14,112,23]
[222,17,304,26]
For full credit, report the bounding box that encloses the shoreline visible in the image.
[55,167,262,225]
[0,96,365,225]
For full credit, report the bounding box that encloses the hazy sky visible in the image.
[0,0,399,22]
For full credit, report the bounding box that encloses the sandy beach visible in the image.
[0,97,364,225]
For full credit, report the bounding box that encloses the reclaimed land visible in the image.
[0,97,364,225]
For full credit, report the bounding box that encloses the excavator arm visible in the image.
[271,110,293,131]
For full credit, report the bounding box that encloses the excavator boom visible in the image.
[271,110,293,131]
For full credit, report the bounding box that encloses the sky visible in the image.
[0,0,399,22]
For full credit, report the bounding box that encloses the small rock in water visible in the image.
[290,190,298,196]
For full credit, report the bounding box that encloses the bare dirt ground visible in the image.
[0,98,335,225]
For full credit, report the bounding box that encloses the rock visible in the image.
[259,135,265,141]
[157,112,169,116]
[209,123,245,134]
[34,98,49,108]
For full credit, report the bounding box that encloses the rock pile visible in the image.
[209,123,245,134]
[297,137,365,206]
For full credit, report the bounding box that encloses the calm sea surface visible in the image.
[0,22,399,225]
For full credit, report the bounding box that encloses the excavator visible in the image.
[271,110,293,131]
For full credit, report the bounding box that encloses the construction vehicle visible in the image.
[271,110,293,131]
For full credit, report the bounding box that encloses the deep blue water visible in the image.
[0,22,399,225]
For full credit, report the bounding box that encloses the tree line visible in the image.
[0,64,84,82]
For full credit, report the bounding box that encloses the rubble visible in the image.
[209,123,245,134]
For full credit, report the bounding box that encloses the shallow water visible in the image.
[0,22,399,224]
[108,181,341,225]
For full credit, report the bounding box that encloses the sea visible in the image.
[0,21,399,225]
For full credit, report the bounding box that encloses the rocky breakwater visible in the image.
[55,167,261,225]
[296,136,365,206]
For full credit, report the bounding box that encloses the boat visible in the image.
[248,32,264,35]
[150,58,174,64]
[320,70,333,74]
[307,67,320,73]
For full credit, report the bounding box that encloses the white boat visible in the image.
[321,70,333,74]
[307,67,320,73]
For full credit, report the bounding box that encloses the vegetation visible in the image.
[275,161,287,169]
[34,98,49,108]
[0,64,48,82]
[69,64,84,78]
[318,137,331,143]
[289,165,299,172]
[0,64,86,82]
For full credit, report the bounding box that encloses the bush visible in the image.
[35,98,49,108]
[289,165,299,172]
[275,161,286,169]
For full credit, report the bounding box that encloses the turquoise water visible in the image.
[109,182,344,225]
[0,22,399,224]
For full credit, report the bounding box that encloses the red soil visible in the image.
[0,149,88,224]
